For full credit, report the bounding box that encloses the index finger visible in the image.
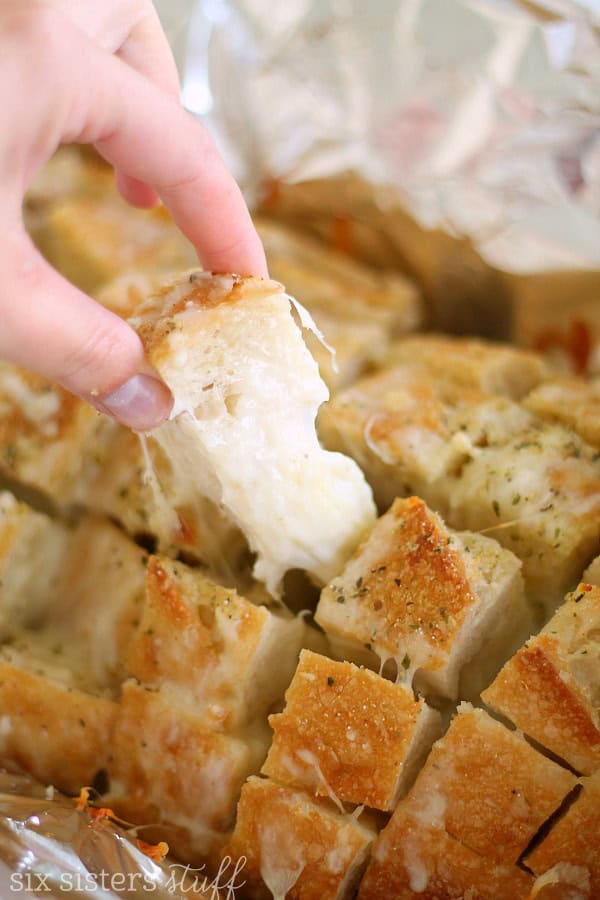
[68,27,267,277]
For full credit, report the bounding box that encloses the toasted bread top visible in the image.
[483,583,600,774]
[263,648,435,810]
[405,704,577,866]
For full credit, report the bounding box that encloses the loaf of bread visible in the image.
[0,150,596,898]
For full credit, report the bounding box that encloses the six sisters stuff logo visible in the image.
[8,855,248,897]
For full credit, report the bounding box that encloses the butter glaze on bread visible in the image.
[222,776,375,900]
[316,497,530,700]
[483,583,600,775]
[262,649,441,810]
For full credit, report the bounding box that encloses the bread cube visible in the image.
[262,649,440,810]
[483,583,600,775]
[358,800,533,900]
[523,376,600,450]
[316,497,529,699]
[0,491,69,635]
[24,147,113,239]
[37,196,197,294]
[222,776,375,900]
[318,362,533,509]
[95,271,163,319]
[447,424,600,609]
[0,506,146,689]
[130,271,375,594]
[405,704,576,865]
[44,516,148,689]
[526,773,600,899]
[109,682,259,861]
[256,219,420,334]
[126,556,305,731]
[0,363,102,504]
[383,334,549,399]
[0,655,118,794]
[256,219,421,390]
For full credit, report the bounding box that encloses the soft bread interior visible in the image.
[130,271,376,595]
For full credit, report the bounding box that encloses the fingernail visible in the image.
[95,374,173,431]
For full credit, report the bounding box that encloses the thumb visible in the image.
[0,232,172,431]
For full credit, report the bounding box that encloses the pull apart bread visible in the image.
[319,336,600,612]
[129,271,376,595]
[0,493,307,859]
[0,152,597,897]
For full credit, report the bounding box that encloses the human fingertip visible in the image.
[91,373,173,432]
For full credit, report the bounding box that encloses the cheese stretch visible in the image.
[130,271,376,595]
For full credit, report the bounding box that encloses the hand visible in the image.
[0,0,267,430]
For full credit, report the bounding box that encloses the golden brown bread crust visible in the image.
[404,705,576,866]
[126,555,304,732]
[383,334,549,399]
[526,773,600,897]
[262,649,439,811]
[483,584,600,775]
[318,497,481,658]
[36,196,197,295]
[319,360,600,607]
[132,272,286,365]
[315,496,527,699]
[584,555,600,585]
[523,376,600,449]
[0,363,101,503]
[222,776,374,900]
[109,681,256,862]
[358,802,533,900]
[0,661,117,794]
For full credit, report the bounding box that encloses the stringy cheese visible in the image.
[131,272,376,595]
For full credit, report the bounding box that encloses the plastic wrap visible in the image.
[159,0,600,368]
[0,770,231,898]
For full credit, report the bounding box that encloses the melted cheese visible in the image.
[259,822,304,899]
[133,274,376,595]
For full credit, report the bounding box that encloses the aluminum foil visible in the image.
[164,0,600,274]
[0,770,229,898]
[5,2,600,890]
